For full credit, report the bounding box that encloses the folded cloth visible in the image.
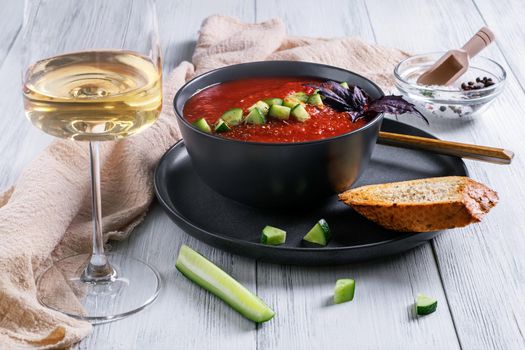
[0,15,407,349]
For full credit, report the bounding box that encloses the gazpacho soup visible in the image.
[183,77,374,143]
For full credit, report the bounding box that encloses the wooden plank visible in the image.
[0,36,52,190]
[256,0,374,38]
[255,1,460,349]
[78,0,257,349]
[474,0,525,91]
[0,0,23,65]
[367,0,525,348]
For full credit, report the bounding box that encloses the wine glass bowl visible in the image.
[23,50,162,141]
[21,0,162,323]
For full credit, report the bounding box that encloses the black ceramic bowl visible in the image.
[173,61,384,208]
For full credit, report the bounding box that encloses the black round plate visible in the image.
[154,119,468,265]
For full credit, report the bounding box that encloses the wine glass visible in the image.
[21,0,162,322]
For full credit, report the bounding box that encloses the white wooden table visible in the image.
[1,1,524,349]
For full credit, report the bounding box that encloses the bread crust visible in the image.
[339,176,498,232]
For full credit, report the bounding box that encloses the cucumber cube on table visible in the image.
[261,226,286,245]
[415,293,438,315]
[333,279,355,304]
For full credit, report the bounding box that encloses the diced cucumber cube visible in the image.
[340,82,349,89]
[307,93,324,107]
[249,100,270,116]
[283,96,302,109]
[245,107,266,125]
[221,108,243,126]
[192,118,212,133]
[334,279,355,304]
[415,294,438,316]
[263,98,283,106]
[176,245,275,323]
[290,91,309,103]
[291,104,310,122]
[268,104,291,120]
[261,226,286,245]
[303,219,331,246]
[214,118,231,133]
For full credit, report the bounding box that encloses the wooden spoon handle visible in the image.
[377,131,514,165]
[461,27,495,58]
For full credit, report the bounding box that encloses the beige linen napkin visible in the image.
[0,15,407,349]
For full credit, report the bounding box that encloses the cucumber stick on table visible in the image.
[175,245,275,323]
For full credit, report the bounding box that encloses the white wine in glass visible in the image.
[22,0,162,323]
[24,50,162,141]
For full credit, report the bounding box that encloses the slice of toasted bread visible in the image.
[339,176,498,232]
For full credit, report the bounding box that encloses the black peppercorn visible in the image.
[460,76,496,91]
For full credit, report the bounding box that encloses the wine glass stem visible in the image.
[81,141,116,283]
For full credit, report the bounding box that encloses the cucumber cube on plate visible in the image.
[291,104,310,122]
[340,81,349,89]
[261,226,286,245]
[221,108,243,126]
[415,294,438,315]
[245,107,266,125]
[333,279,355,304]
[214,118,231,133]
[268,104,291,120]
[192,118,212,133]
[303,219,331,246]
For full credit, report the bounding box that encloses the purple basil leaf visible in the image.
[351,86,368,110]
[307,84,352,111]
[325,81,351,101]
[306,81,427,125]
[307,82,354,111]
[347,111,364,122]
[368,95,429,124]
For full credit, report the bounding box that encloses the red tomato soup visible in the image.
[183,77,371,143]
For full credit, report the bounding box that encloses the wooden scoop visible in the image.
[417,27,495,86]
[377,131,513,165]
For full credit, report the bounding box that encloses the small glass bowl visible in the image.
[394,52,506,119]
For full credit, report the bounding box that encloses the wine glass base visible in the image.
[36,253,161,324]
